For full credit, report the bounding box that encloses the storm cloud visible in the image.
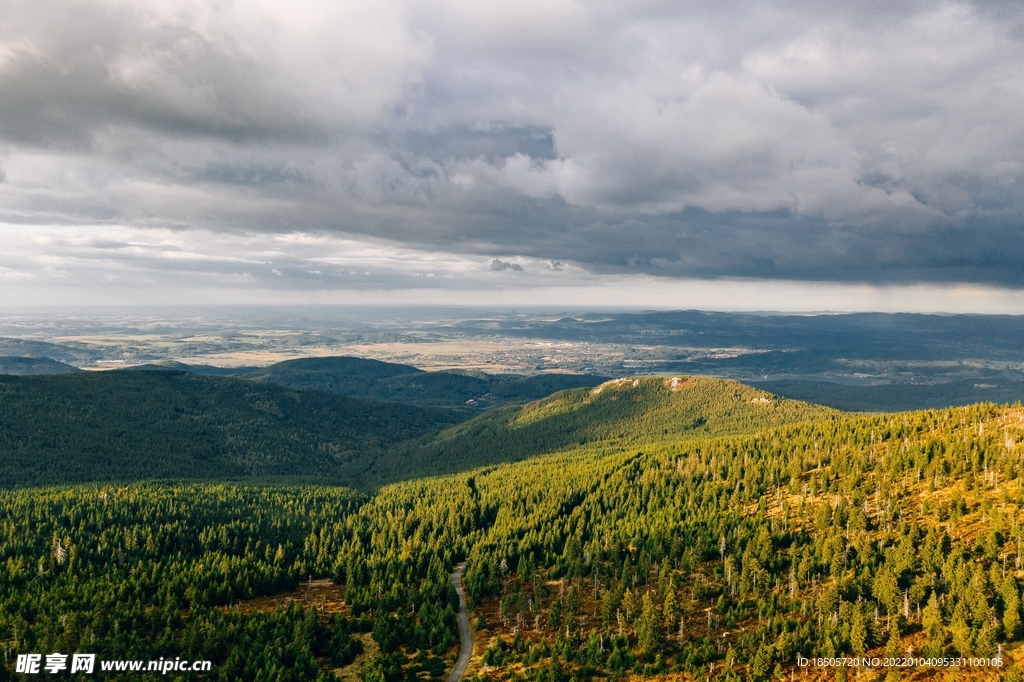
[1,0,1023,287]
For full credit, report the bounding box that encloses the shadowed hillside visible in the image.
[0,372,834,491]
[0,370,464,488]
[242,357,607,409]
[0,356,80,375]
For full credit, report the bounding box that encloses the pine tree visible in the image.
[750,645,771,681]
[975,623,997,657]
[884,622,901,659]
[872,568,901,616]
[662,578,679,634]
[920,592,945,658]
[621,590,636,624]
[948,602,974,657]
[518,554,536,586]
[850,606,868,655]
[360,653,386,682]
[1002,575,1022,640]
[635,592,664,655]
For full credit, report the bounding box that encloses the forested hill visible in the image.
[0,370,464,489]
[0,356,80,375]
[134,356,608,410]
[364,376,839,485]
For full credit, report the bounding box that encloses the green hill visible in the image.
[363,375,839,485]
[243,355,423,389]
[0,370,464,488]
[242,357,477,406]
[0,356,81,375]
[240,356,607,409]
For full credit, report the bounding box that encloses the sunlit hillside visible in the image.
[364,376,838,485]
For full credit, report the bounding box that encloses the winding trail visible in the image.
[447,562,472,682]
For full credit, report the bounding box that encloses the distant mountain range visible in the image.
[5,348,1024,415]
[448,310,1024,361]
[0,354,607,410]
[753,378,1024,412]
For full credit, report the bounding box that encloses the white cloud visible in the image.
[0,266,33,280]
[0,223,591,293]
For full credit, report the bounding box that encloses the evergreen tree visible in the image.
[1003,575,1023,640]
[850,606,868,654]
[922,592,946,658]
[662,579,679,634]
[635,593,664,656]
[884,622,901,659]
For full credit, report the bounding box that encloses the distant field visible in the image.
[6,310,1024,389]
[187,342,534,373]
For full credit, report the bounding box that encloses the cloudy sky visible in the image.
[1,0,1023,311]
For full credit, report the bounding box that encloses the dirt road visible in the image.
[447,563,472,682]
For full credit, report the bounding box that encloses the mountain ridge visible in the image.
[358,375,841,486]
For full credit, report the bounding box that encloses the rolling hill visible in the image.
[361,375,840,485]
[241,357,608,409]
[0,356,81,375]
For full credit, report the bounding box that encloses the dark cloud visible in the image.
[400,125,556,164]
[0,0,1022,288]
[188,163,321,190]
[490,258,523,272]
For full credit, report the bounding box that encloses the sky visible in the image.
[1,0,1023,312]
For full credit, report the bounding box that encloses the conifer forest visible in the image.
[2,372,1024,680]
